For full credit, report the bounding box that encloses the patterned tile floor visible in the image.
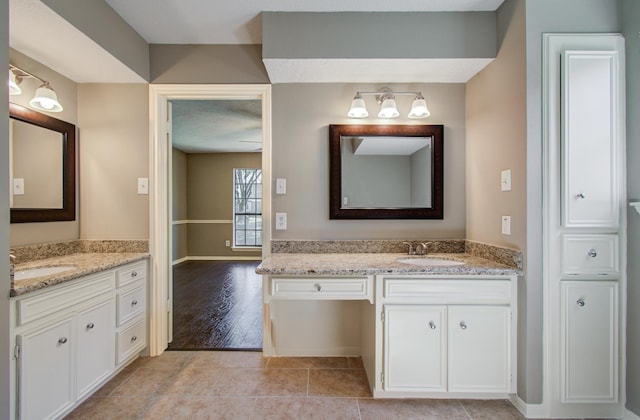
[65,351,527,419]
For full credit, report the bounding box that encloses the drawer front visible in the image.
[116,317,146,365]
[117,281,146,326]
[562,234,619,277]
[383,279,512,304]
[16,271,115,327]
[271,277,372,301]
[117,261,147,288]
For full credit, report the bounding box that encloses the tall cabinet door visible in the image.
[448,306,511,393]
[383,305,446,392]
[18,317,74,420]
[77,299,115,399]
[561,281,618,403]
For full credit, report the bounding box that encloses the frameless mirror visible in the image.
[329,124,443,219]
[9,103,76,223]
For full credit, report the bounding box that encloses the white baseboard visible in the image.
[626,408,640,420]
[509,394,545,418]
[172,255,262,265]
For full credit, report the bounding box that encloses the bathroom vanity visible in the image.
[258,250,519,399]
[9,253,149,420]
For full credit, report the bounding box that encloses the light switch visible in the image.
[276,178,286,195]
[502,215,511,235]
[13,178,24,195]
[225,240,231,247]
[275,213,287,230]
[138,178,149,195]
[501,169,512,192]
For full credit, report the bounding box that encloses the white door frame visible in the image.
[148,84,272,356]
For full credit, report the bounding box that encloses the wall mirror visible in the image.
[9,102,76,223]
[329,124,443,219]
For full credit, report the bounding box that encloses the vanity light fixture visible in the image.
[347,87,430,119]
[8,64,63,112]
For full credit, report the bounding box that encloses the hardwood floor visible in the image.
[168,261,262,350]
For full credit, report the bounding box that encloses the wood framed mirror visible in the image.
[9,102,76,223]
[329,124,443,219]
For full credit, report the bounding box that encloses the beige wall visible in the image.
[77,84,149,240]
[186,153,262,258]
[172,148,188,260]
[272,83,466,240]
[9,49,79,246]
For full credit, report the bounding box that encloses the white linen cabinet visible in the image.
[543,33,626,419]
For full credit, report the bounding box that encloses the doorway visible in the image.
[148,85,272,356]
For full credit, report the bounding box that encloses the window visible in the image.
[233,168,262,247]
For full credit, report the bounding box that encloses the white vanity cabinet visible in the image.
[10,259,148,420]
[377,275,516,398]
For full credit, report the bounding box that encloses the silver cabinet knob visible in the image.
[58,337,68,344]
[131,300,138,306]
[131,271,138,278]
[131,336,137,342]
[314,283,322,292]
[86,322,95,329]
[576,193,585,199]
[587,249,597,258]
[428,321,436,330]
[459,321,468,330]
[576,298,585,307]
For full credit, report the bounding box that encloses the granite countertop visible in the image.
[255,253,521,276]
[11,253,149,297]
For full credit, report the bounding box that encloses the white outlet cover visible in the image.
[13,178,25,195]
[275,212,287,230]
[501,169,512,191]
[276,178,286,195]
[501,215,511,235]
[138,178,149,195]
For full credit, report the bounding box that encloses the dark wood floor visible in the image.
[168,261,262,351]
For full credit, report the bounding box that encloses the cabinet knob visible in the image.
[131,271,138,278]
[587,249,597,258]
[576,193,585,199]
[576,298,585,307]
[86,322,95,330]
[428,321,436,330]
[58,337,68,344]
[459,321,468,330]
[131,336,137,342]
[131,300,138,306]
[314,283,322,292]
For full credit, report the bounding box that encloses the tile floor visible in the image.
[66,351,527,419]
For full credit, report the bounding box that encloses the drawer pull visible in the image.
[459,321,468,330]
[131,300,138,306]
[428,321,436,330]
[576,193,585,199]
[58,337,68,344]
[131,271,138,278]
[131,335,137,342]
[587,249,598,258]
[314,283,322,292]
[86,322,95,330]
[576,298,585,307]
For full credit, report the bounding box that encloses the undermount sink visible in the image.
[397,257,465,267]
[14,265,77,281]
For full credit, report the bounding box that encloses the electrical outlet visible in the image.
[502,215,511,235]
[137,178,149,194]
[225,240,231,247]
[501,169,512,191]
[275,213,287,230]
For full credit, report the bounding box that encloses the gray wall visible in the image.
[172,148,188,261]
[272,82,466,240]
[1,0,10,415]
[621,0,640,415]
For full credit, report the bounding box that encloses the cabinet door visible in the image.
[18,317,74,420]
[77,299,115,399]
[561,50,620,228]
[561,281,618,403]
[448,306,511,393]
[383,305,446,392]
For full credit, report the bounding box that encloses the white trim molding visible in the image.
[172,256,262,265]
[626,409,640,420]
[172,219,233,225]
[509,395,545,418]
[149,84,272,357]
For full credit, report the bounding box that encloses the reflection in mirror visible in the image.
[9,103,76,223]
[329,124,443,219]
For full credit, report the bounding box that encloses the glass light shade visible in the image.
[378,98,399,118]
[347,97,368,118]
[9,70,21,95]
[29,84,63,112]
[408,98,431,119]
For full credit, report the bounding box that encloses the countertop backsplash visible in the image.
[10,239,149,265]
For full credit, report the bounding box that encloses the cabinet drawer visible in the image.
[16,271,115,327]
[117,261,147,288]
[117,280,146,326]
[271,277,372,301]
[384,279,512,304]
[562,234,619,277]
[116,318,146,365]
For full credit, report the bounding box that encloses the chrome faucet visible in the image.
[415,242,432,256]
[402,242,416,255]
